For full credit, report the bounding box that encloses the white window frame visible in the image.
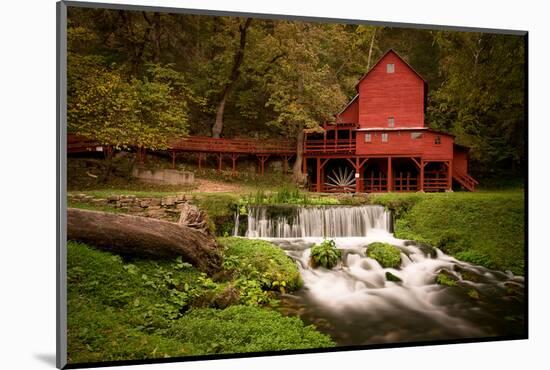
[434,135,442,145]
[388,117,395,127]
[387,63,395,73]
[381,133,389,143]
[411,132,423,139]
[364,133,372,143]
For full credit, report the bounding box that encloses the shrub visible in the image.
[166,305,334,354]
[366,242,402,268]
[218,237,303,292]
[310,239,341,269]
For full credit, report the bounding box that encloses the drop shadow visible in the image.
[34,353,57,367]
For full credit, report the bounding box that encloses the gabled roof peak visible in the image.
[355,49,427,91]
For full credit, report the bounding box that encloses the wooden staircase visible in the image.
[453,171,478,192]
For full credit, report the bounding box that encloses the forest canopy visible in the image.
[67,7,525,177]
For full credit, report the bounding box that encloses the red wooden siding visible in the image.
[336,96,359,124]
[357,51,425,129]
[453,147,469,174]
[355,130,453,160]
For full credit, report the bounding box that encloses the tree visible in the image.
[428,32,525,175]
[211,18,253,138]
[263,21,347,182]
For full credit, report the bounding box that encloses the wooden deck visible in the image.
[169,136,294,154]
[67,134,295,155]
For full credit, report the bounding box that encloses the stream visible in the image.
[236,205,525,346]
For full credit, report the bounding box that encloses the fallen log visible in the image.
[67,208,222,273]
[178,202,210,234]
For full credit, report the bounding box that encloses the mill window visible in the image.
[411,132,423,139]
[387,63,395,73]
[434,136,441,145]
[364,133,372,143]
[381,133,389,142]
[388,117,395,127]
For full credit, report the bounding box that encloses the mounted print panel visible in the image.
[57,1,527,368]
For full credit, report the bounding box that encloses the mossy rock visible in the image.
[436,269,458,287]
[504,282,523,296]
[385,271,402,282]
[467,289,480,300]
[453,265,482,283]
[366,242,402,269]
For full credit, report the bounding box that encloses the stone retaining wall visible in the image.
[68,193,189,221]
[132,167,194,185]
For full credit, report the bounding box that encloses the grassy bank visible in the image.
[371,191,525,275]
[67,238,332,364]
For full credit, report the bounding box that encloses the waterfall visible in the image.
[233,211,240,237]
[245,205,391,238]
[237,204,524,345]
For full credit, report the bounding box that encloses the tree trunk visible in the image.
[212,91,228,139]
[67,208,222,274]
[292,128,306,184]
[211,18,252,138]
[367,28,377,70]
[152,12,161,63]
[101,147,114,184]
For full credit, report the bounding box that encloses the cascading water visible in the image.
[245,205,392,238]
[240,204,525,345]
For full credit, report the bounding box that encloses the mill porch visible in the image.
[303,155,468,193]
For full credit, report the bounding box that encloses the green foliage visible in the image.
[428,32,525,174]
[244,185,339,205]
[67,240,330,363]
[385,271,402,282]
[372,192,524,275]
[68,53,194,150]
[436,272,458,287]
[366,242,402,269]
[310,239,341,269]
[219,237,303,292]
[165,306,334,355]
[455,250,495,269]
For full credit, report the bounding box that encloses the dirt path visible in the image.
[194,179,245,193]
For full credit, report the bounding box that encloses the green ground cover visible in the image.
[371,191,525,275]
[67,238,332,364]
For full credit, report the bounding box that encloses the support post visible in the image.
[198,153,203,171]
[257,155,269,175]
[355,157,360,193]
[282,155,291,174]
[171,151,176,169]
[316,157,321,192]
[217,153,222,172]
[230,154,239,175]
[302,156,307,175]
[447,160,453,191]
[387,156,393,192]
[419,159,425,192]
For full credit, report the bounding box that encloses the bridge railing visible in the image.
[169,136,295,154]
[67,134,296,155]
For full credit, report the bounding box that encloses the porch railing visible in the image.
[304,139,356,153]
